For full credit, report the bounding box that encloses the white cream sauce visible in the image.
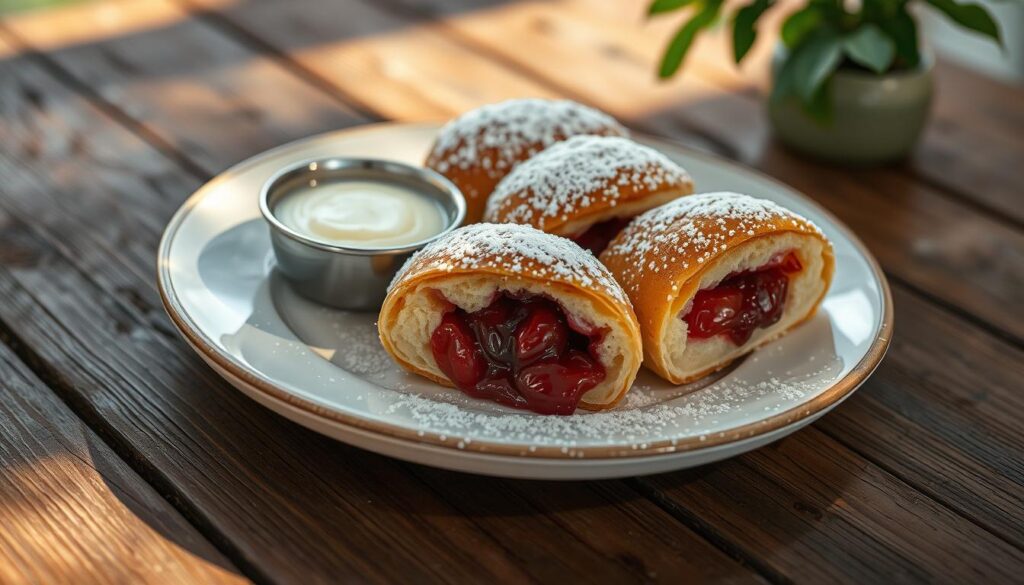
[275,180,447,248]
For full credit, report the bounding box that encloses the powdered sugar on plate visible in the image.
[425,98,628,176]
[485,135,692,228]
[382,367,826,452]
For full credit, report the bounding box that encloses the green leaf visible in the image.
[648,0,697,15]
[844,24,896,73]
[781,7,822,48]
[926,0,1002,45]
[658,1,723,78]
[879,7,921,68]
[804,78,833,124]
[733,0,773,63]
[772,30,843,103]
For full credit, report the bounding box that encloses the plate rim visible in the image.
[156,121,894,460]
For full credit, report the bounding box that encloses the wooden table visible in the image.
[0,0,1021,582]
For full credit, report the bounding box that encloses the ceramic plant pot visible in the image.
[768,49,934,165]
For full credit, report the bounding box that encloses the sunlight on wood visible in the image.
[0,0,795,125]
[0,27,17,58]
[275,0,759,155]
[405,0,759,120]
[0,452,247,584]
[0,0,232,51]
[190,0,737,122]
[330,0,806,120]
[174,0,769,123]
[295,27,559,121]
[193,0,561,121]
[562,0,796,88]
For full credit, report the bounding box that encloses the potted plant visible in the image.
[650,0,1003,164]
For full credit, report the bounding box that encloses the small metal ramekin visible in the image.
[260,158,465,311]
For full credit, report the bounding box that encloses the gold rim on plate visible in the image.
[157,122,894,460]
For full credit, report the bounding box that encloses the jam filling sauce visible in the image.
[572,216,634,255]
[684,252,803,346]
[430,293,606,415]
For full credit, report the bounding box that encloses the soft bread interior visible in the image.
[383,274,638,408]
[662,232,828,382]
[554,187,693,237]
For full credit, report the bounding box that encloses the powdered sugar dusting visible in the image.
[426,99,627,176]
[603,192,824,295]
[322,312,396,380]
[382,370,825,450]
[390,223,629,305]
[485,135,692,228]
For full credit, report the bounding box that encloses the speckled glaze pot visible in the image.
[768,47,934,166]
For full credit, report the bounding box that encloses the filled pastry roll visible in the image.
[483,135,693,255]
[600,192,834,384]
[379,223,642,414]
[425,99,627,224]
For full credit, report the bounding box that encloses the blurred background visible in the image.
[921,0,1022,81]
[3,0,1020,81]
[1,0,1018,167]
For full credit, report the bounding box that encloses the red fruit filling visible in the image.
[572,216,634,255]
[684,252,803,346]
[430,293,606,415]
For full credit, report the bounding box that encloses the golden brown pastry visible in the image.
[483,135,694,254]
[600,192,834,384]
[379,223,642,414]
[425,99,628,224]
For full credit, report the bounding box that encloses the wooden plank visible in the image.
[0,328,244,583]
[0,18,766,585]
[354,0,1024,343]
[178,0,727,155]
[917,61,1024,225]
[0,0,364,172]
[817,286,1024,546]
[180,0,564,123]
[410,467,764,583]
[638,428,1024,584]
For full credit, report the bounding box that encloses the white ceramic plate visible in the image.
[158,123,892,479]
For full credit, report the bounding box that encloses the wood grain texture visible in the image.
[0,0,364,172]
[0,18,764,585]
[639,428,1024,584]
[181,0,734,154]
[817,286,1024,547]
[0,326,243,584]
[919,62,1024,226]
[184,0,563,122]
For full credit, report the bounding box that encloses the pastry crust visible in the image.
[379,223,642,410]
[425,99,627,224]
[483,136,694,237]
[600,192,835,384]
